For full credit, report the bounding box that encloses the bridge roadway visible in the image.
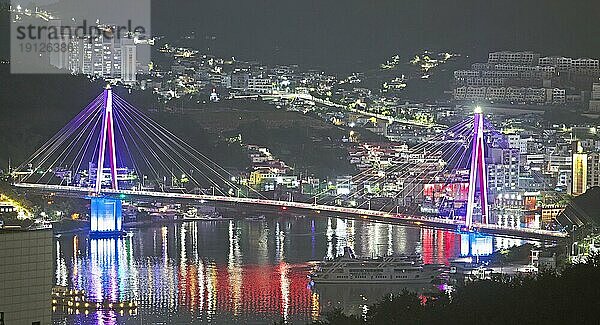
[232,93,443,128]
[15,183,568,240]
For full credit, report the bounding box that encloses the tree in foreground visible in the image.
[312,255,600,325]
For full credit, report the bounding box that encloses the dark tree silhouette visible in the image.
[313,255,600,325]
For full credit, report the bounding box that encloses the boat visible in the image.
[183,210,231,221]
[148,211,183,223]
[245,214,266,221]
[309,247,445,284]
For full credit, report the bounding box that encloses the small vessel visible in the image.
[309,247,445,284]
[183,209,230,221]
[245,214,266,221]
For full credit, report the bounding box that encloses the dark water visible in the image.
[52,216,522,324]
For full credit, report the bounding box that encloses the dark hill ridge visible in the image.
[559,186,600,228]
[0,65,106,170]
[0,66,359,177]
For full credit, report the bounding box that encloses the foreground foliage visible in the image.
[313,255,600,325]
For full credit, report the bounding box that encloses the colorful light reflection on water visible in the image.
[52,217,522,324]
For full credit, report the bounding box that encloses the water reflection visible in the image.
[54,216,512,324]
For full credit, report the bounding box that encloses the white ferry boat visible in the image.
[309,247,445,284]
[245,214,266,221]
[183,208,231,221]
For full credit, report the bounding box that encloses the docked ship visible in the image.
[309,247,446,284]
[183,207,231,221]
[245,214,266,221]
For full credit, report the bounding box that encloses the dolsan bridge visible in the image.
[13,86,567,240]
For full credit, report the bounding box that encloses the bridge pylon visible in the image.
[465,106,489,228]
[91,85,123,236]
[95,84,119,193]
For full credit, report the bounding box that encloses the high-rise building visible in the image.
[60,31,138,84]
[588,153,600,188]
[589,83,600,112]
[571,141,588,196]
[121,38,137,84]
[487,148,520,192]
[47,19,70,71]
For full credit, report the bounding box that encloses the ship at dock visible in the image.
[309,247,446,284]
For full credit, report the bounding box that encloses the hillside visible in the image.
[157,106,363,176]
[0,66,363,177]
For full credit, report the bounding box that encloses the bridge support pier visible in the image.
[460,233,493,257]
[89,197,123,237]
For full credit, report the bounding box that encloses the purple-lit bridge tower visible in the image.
[465,106,489,229]
[95,85,119,193]
[89,85,123,236]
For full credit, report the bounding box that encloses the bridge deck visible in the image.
[14,183,568,240]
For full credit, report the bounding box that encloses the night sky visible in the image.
[152,0,600,71]
[1,1,600,71]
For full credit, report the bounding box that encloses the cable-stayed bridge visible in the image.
[12,86,567,240]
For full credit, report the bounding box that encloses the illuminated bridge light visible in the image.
[90,197,123,234]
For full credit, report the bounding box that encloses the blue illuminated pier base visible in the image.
[90,197,123,236]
